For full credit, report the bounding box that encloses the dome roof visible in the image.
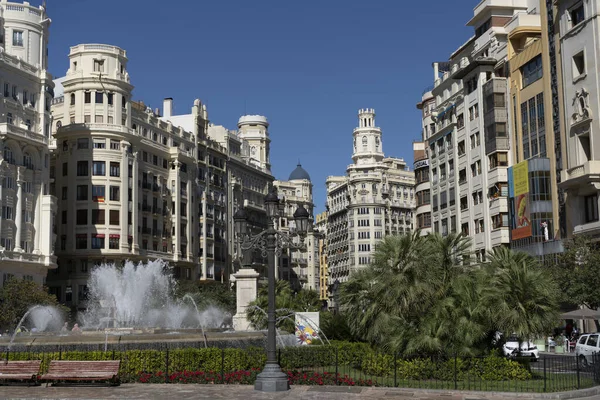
[289,163,311,181]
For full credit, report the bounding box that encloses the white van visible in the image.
[575,333,600,365]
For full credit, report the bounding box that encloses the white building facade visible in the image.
[0,1,56,285]
[274,163,318,290]
[426,1,525,258]
[557,0,600,237]
[326,109,415,284]
[48,44,200,307]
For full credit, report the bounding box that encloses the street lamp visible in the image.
[234,189,310,392]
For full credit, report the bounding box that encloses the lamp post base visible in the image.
[254,363,289,392]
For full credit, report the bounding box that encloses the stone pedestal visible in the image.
[232,268,259,331]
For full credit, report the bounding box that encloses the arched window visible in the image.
[23,152,32,169]
[70,93,75,106]
[56,121,62,130]
[3,146,13,163]
[362,136,367,148]
[132,124,137,132]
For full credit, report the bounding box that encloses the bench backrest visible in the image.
[0,360,42,375]
[47,360,120,375]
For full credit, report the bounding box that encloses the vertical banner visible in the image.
[511,161,532,240]
[295,312,320,345]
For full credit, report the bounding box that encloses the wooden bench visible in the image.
[40,360,120,386]
[0,360,42,385]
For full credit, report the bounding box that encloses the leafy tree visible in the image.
[338,232,561,357]
[553,235,600,330]
[175,280,236,315]
[485,246,560,347]
[246,280,321,333]
[0,277,67,332]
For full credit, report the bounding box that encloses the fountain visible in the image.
[1,260,298,352]
[9,305,65,348]
[79,260,228,330]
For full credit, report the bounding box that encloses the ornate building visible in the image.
[48,44,200,307]
[274,163,318,290]
[326,109,415,285]
[0,1,56,285]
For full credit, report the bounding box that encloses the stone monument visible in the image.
[232,268,259,331]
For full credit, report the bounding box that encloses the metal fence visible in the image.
[3,345,600,393]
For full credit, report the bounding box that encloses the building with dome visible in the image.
[273,163,319,291]
[326,109,416,297]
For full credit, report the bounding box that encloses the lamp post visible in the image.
[234,189,310,392]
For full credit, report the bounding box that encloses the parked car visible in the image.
[575,333,600,366]
[502,337,539,361]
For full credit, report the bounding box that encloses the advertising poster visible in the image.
[511,161,532,240]
[295,312,320,345]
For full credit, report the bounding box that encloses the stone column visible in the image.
[131,151,139,252]
[120,143,130,251]
[33,180,42,254]
[14,168,24,252]
[0,166,5,244]
[232,267,259,331]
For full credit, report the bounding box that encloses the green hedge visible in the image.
[360,354,531,381]
[6,342,531,382]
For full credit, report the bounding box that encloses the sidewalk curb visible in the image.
[355,385,600,399]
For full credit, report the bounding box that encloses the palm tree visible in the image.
[485,246,560,350]
[339,232,438,352]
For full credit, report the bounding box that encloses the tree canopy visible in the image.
[338,232,560,356]
[246,280,322,333]
[0,277,66,332]
[553,235,600,329]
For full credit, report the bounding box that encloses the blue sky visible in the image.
[47,0,475,213]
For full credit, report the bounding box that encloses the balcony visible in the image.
[505,11,541,37]
[142,227,152,235]
[561,161,600,188]
[152,207,162,215]
[490,227,510,245]
[488,167,508,183]
[0,123,48,145]
[141,204,152,213]
[142,182,152,191]
[485,137,510,154]
[489,196,508,215]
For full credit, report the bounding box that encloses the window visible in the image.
[76,234,87,249]
[91,209,105,224]
[92,161,105,176]
[11,85,16,100]
[457,140,465,156]
[2,206,13,220]
[489,152,508,169]
[492,213,509,229]
[92,185,105,202]
[107,236,119,249]
[109,162,120,177]
[93,138,106,149]
[77,161,88,176]
[77,138,89,149]
[6,112,12,124]
[570,2,585,27]
[585,194,599,223]
[93,59,104,73]
[95,91,103,104]
[573,51,585,79]
[84,91,91,103]
[91,234,105,249]
[70,93,75,106]
[12,30,23,46]
[461,222,469,236]
[22,90,27,105]
[522,55,542,87]
[61,186,68,200]
[76,185,88,201]
[76,210,87,225]
[457,113,464,129]
[110,210,119,225]
[109,186,120,201]
[107,93,114,105]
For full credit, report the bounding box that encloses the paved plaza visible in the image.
[1,385,600,400]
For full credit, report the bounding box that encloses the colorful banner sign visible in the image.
[295,312,320,345]
[509,161,532,240]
